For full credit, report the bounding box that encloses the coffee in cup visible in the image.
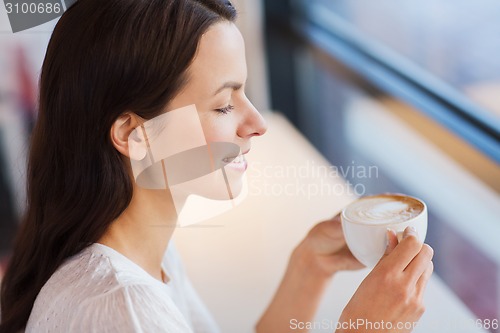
[341,194,427,267]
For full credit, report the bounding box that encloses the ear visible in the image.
[110,113,147,160]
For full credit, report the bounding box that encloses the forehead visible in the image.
[185,22,247,95]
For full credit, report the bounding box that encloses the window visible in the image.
[265,0,500,329]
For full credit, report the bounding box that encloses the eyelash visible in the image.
[215,104,234,115]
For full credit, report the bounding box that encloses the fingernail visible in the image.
[403,226,417,239]
[386,228,393,247]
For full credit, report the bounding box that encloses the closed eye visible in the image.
[215,105,234,115]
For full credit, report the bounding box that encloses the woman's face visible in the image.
[167,21,267,160]
[128,21,267,207]
[154,21,268,202]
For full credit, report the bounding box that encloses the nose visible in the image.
[237,97,268,139]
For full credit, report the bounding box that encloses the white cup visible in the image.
[341,194,427,267]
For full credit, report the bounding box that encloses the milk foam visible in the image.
[343,195,424,225]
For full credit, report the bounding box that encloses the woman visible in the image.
[0,0,434,332]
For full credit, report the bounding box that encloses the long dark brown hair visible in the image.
[0,0,236,331]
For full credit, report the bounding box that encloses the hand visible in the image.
[337,227,434,333]
[293,214,364,279]
[256,214,364,333]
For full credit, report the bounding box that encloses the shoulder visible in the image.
[26,244,192,333]
[68,283,192,332]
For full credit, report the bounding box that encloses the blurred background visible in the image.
[1,0,499,332]
[263,0,500,331]
[0,5,55,265]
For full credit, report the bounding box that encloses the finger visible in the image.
[402,226,418,239]
[332,246,365,270]
[385,228,398,255]
[383,227,423,271]
[388,228,399,252]
[306,221,346,254]
[376,229,397,265]
[329,213,342,224]
[321,218,344,240]
[415,260,434,300]
[404,244,434,284]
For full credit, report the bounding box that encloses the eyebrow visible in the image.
[213,81,243,96]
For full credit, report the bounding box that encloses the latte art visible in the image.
[343,195,424,225]
[341,194,427,267]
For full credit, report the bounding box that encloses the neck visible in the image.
[98,186,180,282]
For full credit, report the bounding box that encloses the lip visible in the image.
[222,149,249,172]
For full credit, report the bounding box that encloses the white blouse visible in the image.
[26,243,220,333]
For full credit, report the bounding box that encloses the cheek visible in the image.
[202,116,238,143]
